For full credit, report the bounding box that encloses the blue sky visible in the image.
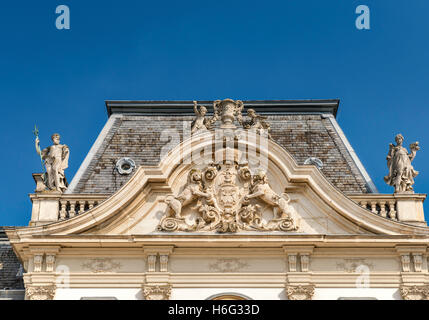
[0,0,428,226]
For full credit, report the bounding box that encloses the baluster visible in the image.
[78,201,86,214]
[360,201,368,209]
[88,201,95,210]
[69,201,76,218]
[379,201,387,218]
[388,200,397,220]
[370,201,378,214]
[59,200,67,220]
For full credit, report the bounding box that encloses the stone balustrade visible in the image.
[348,193,427,227]
[348,195,398,220]
[58,195,108,220]
[29,193,109,226]
[29,191,426,227]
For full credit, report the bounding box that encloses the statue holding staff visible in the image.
[35,132,70,193]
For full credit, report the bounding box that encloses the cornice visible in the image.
[105,99,339,117]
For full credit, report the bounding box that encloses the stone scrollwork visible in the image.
[209,258,249,273]
[33,254,43,272]
[46,254,56,273]
[400,254,411,272]
[384,134,420,193]
[143,284,172,300]
[158,162,299,233]
[81,258,121,273]
[400,285,429,300]
[190,99,272,138]
[25,285,56,300]
[286,284,315,300]
[412,254,423,272]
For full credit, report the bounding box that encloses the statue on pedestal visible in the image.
[384,134,420,193]
[35,133,69,193]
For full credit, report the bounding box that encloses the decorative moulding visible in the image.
[400,285,429,300]
[8,131,429,241]
[25,285,56,300]
[286,284,315,300]
[143,284,172,300]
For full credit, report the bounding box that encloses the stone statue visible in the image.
[164,169,210,218]
[240,109,272,138]
[191,101,209,134]
[244,170,292,219]
[190,99,273,137]
[384,134,420,193]
[35,133,69,193]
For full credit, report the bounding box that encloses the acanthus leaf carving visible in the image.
[400,285,429,300]
[143,284,172,300]
[286,284,315,300]
[25,285,56,300]
[158,160,298,233]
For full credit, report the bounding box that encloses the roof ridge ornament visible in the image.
[191,99,271,138]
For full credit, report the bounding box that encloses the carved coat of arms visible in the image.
[158,161,299,233]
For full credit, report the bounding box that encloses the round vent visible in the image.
[304,157,323,169]
[115,158,136,175]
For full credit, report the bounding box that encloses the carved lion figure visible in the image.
[164,169,211,218]
[245,170,292,219]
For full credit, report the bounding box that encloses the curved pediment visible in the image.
[13,131,429,238]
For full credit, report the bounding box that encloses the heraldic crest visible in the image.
[158,159,299,233]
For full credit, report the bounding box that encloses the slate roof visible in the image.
[67,100,377,195]
[0,227,24,290]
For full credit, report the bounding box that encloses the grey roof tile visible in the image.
[70,101,372,195]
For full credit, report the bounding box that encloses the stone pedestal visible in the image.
[32,173,47,193]
[29,194,61,226]
[395,194,427,227]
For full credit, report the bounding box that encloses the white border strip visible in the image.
[325,114,378,193]
[66,114,122,194]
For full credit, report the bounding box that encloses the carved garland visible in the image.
[158,161,298,233]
